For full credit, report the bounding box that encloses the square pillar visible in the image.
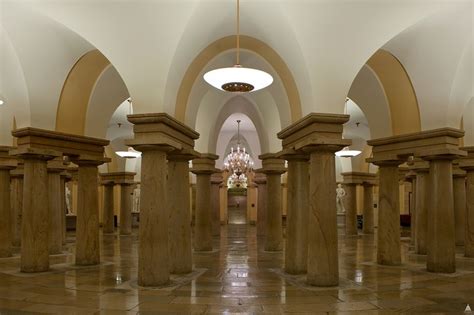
[410,160,430,255]
[253,172,267,236]
[47,157,68,254]
[460,148,474,257]
[211,172,223,237]
[0,146,17,258]
[452,165,466,246]
[10,164,24,247]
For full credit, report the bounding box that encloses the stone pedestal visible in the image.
[10,147,60,272]
[47,158,67,254]
[253,173,266,236]
[343,183,357,236]
[282,154,308,274]
[211,173,223,237]
[278,113,351,286]
[101,180,115,234]
[258,154,286,252]
[126,113,199,286]
[168,155,194,274]
[192,154,218,252]
[453,167,466,246]
[362,183,375,234]
[0,147,16,258]
[10,166,23,247]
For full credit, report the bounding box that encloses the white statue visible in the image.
[133,186,141,212]
[65,186,72,214]
[336,183,346,213]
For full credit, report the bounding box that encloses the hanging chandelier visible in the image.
[203,0,273,93]
[224,120,253,176]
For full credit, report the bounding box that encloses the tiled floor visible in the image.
[0,225,474,314]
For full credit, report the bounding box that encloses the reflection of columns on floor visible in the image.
[278,113,350,286]
[258,153,286,252]
[11,146,61,272]
[100,176,115,234]
[0,146,17,258]
[404,170,416,246]
[452,164,466,246]
[362,181,376,234]
[460,147,474,257]
[211,172,223,237]
[168,153,195,274]
[10,162,23,248]
[279,152,309,275]
[127,113,199,286]
[253,172,267,236]
[191,154,219,252]
[47,157,67,255]
[411,159,429,255]
[60,171,71,245]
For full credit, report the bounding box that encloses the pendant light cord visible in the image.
[237,120,241,145]
[236,0,240,65]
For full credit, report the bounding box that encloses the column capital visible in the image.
[10,147,61,161]
[191,153,219,175]
[341,171,377,185]
[459,146,474,171]
[258,153,286,175]
[47,157,68,173]
[167,148,200,161]
[253,172,267,185]
[452,165,466,178]
[409,158,430,173]
[0,146,17,169]
[276,148,309,161]
[211,172,223,185]
[100,171,136,185]
[71,155,110,166]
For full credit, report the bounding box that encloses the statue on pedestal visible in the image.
[65,186,72,214]
[336,183,346,213]
[133,186,141,212]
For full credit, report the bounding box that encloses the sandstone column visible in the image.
[101,179,115,234]
[191,154,218,252]
[259,154,286,252]
[424,156,456,273]
[453,167,466,246]
[126,113,199,286]
[211,172,223,237]
[0,147,16,258]
[413,161,429,255]
[253,173,267,236]
[168,154,194,274]
[373,161,402,266]
[461,159,474,257]
[344,183,358,236]
[47,158,66,254]
[362,183,375,234]
[10,166,23,247]
[283,154,309,274]
[11,147,60,272]
[405,171,416,246]
[119,182,134,235]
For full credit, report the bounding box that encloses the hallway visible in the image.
[0,225,473,314]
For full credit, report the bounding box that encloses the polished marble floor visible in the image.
[1,225,474,314]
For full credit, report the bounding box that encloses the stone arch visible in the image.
[174,35,302,123]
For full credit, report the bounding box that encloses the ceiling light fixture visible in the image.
[335,147,361,158]
[224,120,253,176]
[116,147,141,159]
[203,0,273,93]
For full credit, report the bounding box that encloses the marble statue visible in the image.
[336,183,346,213]
[133,186,141,212]
[65,186,72,214]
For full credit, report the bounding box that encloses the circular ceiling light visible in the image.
[335,148,362,158]
[0,100,4,106]
[116,148,141,159]
[203,0,273,93]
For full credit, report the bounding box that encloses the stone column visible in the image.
[344,183,358,236]
[453,167,466,246]
[101,179,115,234]
[362,183,375,234]
[119,183,134,235]
[283,154,309,274]
[168,154,193,274]
[425,157,456,273]
[0,147,16,258]
[253,173,266,236]
[10,165,23,248]
[373,160,402,266]
[259,154,286,252]
[60,171,71,245]
[461,162,474,257]
[11,148,60,272]
[211,173,223,237]
[74,159,105,266]
[405,171,416,246]
[413,162,429,255]
[191,154,218,252]
[47,158,66,255]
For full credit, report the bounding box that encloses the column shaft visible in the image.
[48,171,62,254]
[0,169,12,257]
[307,151,338,286]
[119,184,133,235]
[168,159,192,273]
[466,170,474,257]
[256,182,266,236]
[76,164,100,266]
[10,175,23,247]
[194,174,212,251]
[265,173,283,251]
[362,184,374,234]
[21,158,50,272]
[60,176,67,245]
[344,184,358,236]
[377,163,401,266]
[427,159,455,273]
[102,184,115,234]
[285,159,308,274]
[138,150,169,285]
[410,178,416,245]
[415,172,429,254]
[453,175,466,246]
[211,181,221,237]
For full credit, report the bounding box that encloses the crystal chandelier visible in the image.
[203,0,273,93]
[224,120,253,176]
